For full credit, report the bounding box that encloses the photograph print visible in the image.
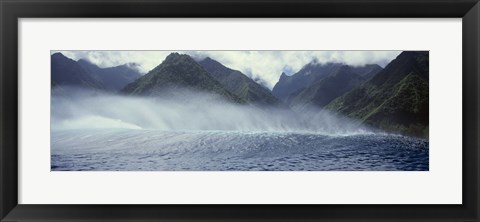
[51,50,429,171]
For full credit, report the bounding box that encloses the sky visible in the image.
[52,50,402,89]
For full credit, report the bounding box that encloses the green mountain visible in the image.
[326,51,429,138]
[78,59,142,91]
[51,53,104,89]
[122,53,245,103]
[199,57,283,107]
[289,65,365,111]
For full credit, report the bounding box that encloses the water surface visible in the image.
[51,129,429,171]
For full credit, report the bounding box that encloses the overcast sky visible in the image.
[53,50,401,89]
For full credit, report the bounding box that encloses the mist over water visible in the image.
[51,88,371,135]
[51,88,428,171]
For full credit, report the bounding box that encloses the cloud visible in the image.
[52,50,171,74]
[52,87,370,135]
[52,50,401,89]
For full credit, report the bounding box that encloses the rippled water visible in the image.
[51,129,428,171]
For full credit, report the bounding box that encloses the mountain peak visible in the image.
[393,51,429,64]
[51,52,68,60]
[51,53,105,90]
[164,52,191,63]
[77,58,93,65]
[166,52,180,58]
[369,51,428,87]
[310,57,320,64]
[200,56,223,66]
[202,56,215,62]
[151,53,199,73]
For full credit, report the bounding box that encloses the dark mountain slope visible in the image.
[272,62,343,101]
[78,59,142,91]
[352,64,383,80]
[51,53,104,89]
[272,62,382,103]
[289,65,365,111]
[199,57,282,107]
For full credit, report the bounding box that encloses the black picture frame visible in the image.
[1,0,479,221]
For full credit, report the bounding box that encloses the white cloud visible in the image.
[52,50,401,89]
[52,50,171,74]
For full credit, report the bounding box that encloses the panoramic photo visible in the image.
[51,50,429,171]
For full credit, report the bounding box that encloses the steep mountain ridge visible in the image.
[272,62,343,101]
[272,62,382,103]
[289,65,366,111]
[199,57,283,107]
